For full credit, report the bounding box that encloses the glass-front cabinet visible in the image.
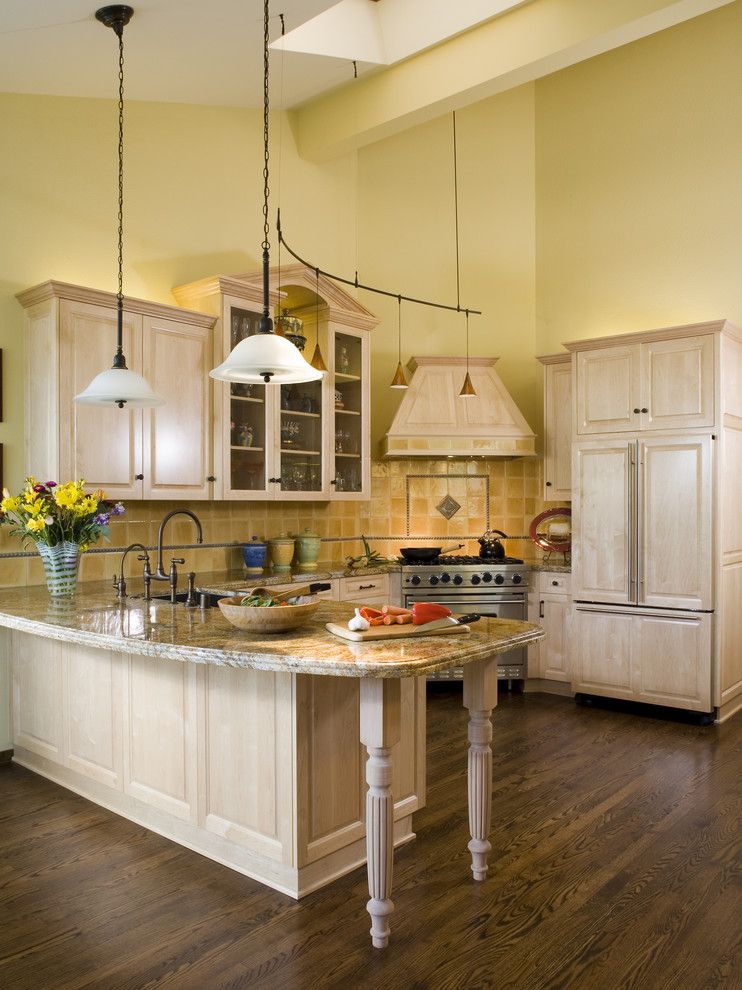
[172,265,377,501]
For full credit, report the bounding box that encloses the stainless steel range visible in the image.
[401,555,530,682]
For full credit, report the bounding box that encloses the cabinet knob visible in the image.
[330,478,338,486]
[641,407,648,414]
[633,408,641,414]
[552,580,559,586]
[135,473,144,480]
[207,475,216,483]
[545,481,552,487]
[268,477,282,484]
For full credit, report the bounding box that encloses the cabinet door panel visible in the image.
[631,612,712,711]
[572,442,632,604]
[641,335,714,430]
[576,346,639,435]
[573,608,633,699]
[142,316,212,499]
[59,300,143,497]
[540,596,571,682]
[12,633,64,760]
[543,361,572,499]
[639,436,712,609]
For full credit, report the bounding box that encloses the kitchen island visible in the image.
[0,583,543,949]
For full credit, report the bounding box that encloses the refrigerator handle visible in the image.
[636,441,643,604]
[628,443,637,603]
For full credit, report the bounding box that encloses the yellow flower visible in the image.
[1,495,20,513]
[24,499,47,518]
[79,542,89,553]
[54,483,80,508]
[26,518,45,533]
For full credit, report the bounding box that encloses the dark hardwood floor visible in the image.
[1,688,740,990]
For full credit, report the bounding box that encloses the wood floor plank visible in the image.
[0,689,739,990]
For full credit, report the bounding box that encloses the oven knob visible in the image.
[512,573,523,584]
[453,575,463,586]
[410,575,421,586]
[440,573,451,583]
[482,573,493,583]
[429,575,439,586]
[494,574,505,585]
[471,574,481,585]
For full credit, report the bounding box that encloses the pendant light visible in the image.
[459,310,476,397]
[310,267,328,372]
[75,6,163,409]
[210,0,322,386]
[390,295,408,389]
[452,111,477,398]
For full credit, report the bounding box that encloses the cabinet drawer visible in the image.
[338,574,390,602]
[538,572,571,595]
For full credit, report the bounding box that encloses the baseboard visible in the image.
[0,748,13,765]
[524,678,573,697]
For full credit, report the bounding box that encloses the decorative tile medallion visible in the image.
[435,494,461,520]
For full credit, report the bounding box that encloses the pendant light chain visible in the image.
[261,0,270,255]
[453,111,461,311]
[398,295,402,363]
[117,26,124,309]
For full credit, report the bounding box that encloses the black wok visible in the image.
[399,543,464,563]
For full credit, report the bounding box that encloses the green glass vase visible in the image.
[37,541,81,597]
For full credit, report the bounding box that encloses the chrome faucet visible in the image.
[114,543,152,600]
[153,509,204,603]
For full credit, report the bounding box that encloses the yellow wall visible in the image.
[356,84,539,450]
[535,0,742,350]
[0,92,356,489]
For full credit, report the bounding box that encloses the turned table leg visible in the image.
[462,657,499,881]
[360,678,402,949]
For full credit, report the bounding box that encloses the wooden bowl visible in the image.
[217,596,321,633]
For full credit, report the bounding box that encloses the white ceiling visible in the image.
[0,0,526,109]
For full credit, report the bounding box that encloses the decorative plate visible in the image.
[529,507,572,554]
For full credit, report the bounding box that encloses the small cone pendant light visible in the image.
[310,267,328,372]
[459,309,477,397]
[390,296,408,389]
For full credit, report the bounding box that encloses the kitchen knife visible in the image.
[416,613,481,631]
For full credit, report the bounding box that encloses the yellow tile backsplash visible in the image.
[0,456,569,587]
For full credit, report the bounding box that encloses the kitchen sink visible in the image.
[148,590,226,609]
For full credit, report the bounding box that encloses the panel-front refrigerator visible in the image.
[571,434,715,713]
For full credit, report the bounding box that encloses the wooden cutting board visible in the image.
[326,621,470,642]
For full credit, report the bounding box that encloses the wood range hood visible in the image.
[383,356,536,458]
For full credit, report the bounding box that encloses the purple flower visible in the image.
[111,502,125,516]
[94,512,111,526]
[45,481,57,488]
[33,484,47,493]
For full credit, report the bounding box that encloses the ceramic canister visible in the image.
[295,528,322,571]
[268,534,295,572]
[242,537,267,574]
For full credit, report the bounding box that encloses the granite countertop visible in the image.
[0,582,544,680]
[525,558,572,574]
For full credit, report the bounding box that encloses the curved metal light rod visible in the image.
[276,211,482,316]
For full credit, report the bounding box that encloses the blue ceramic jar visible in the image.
[242,537,267,573]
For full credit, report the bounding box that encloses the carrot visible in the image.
[368,616,385,626]
[382,615,394,625]
[382,604,413,616]
[395,614,413,624]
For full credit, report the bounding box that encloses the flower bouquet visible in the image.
[0,479,124,596]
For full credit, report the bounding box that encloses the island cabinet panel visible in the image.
[295,676,425,868]
[11,633,64,762]
[122,655,198,823]
[65,644,123,790]
[203,665,294,864]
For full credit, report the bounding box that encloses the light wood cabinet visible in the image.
[173,265,377,502]
[538,354,572,501]
[574,330,715,436]
[568,319,742,720]
[17,281,216,499]
[573,605,712,712]
[10,628,425,898]
[527,571,572,683]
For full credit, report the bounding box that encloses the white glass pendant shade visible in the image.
[210,331,323,384]
[74,367,165,407]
